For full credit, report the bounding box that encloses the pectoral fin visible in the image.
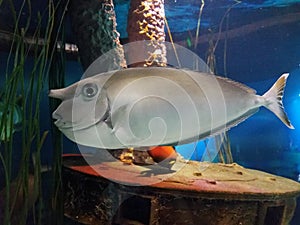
[110,105,129,134]
[109,104,143,146]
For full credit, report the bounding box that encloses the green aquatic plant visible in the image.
[48,2,71,224]
[0,0,68,224]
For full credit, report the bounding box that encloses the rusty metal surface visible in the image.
[63,154,300,200]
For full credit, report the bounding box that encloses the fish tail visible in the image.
[262,73,294,129]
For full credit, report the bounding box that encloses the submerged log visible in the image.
[62,154,300,225]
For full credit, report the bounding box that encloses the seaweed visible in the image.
[201,1,242,164]
[0,0,68,224]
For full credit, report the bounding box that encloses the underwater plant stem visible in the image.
[6,0,30,72]
[12,20,32,225]
[7,0,17,25]
[216,135,225,163]
[223,14,229,77]
[164,17,181,68]
[194,0,205,50]
[211,2,239,163]
[1,38,24,225]
[0,152,10,225]
[203,2,240,164]
[47,1,70,224]
[225,132,233,163]
[212,0,241,55]
[0,0,67,224]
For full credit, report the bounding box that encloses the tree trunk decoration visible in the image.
[127,0,166,67]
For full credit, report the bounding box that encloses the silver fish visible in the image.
[49,67,294,149]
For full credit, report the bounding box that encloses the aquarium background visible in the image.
[0,0,300,224]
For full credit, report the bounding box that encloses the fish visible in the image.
[49,67,294,149]
[0,99,22,141]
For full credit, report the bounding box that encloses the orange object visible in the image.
[148,146,177,163]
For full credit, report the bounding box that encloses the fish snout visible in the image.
[52,110,71,129]
[52,110,63,127]
[52,110,63,121]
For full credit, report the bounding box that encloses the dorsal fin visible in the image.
[217,76,256,94]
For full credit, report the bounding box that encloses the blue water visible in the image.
[115,0,300,38]
[1,0,300,224]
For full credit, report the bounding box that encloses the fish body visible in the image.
[49,67,293,149]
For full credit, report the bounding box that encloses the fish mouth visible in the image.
[52,112,69,128]
[52,109,104,131]
[54,118,102,131]
[54,119,74,129]
[52,112,87,131]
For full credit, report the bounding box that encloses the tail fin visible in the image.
[263,73,294,129]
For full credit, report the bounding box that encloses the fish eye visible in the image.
[82,83,98,98]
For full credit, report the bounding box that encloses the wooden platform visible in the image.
[62,153,300,225]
